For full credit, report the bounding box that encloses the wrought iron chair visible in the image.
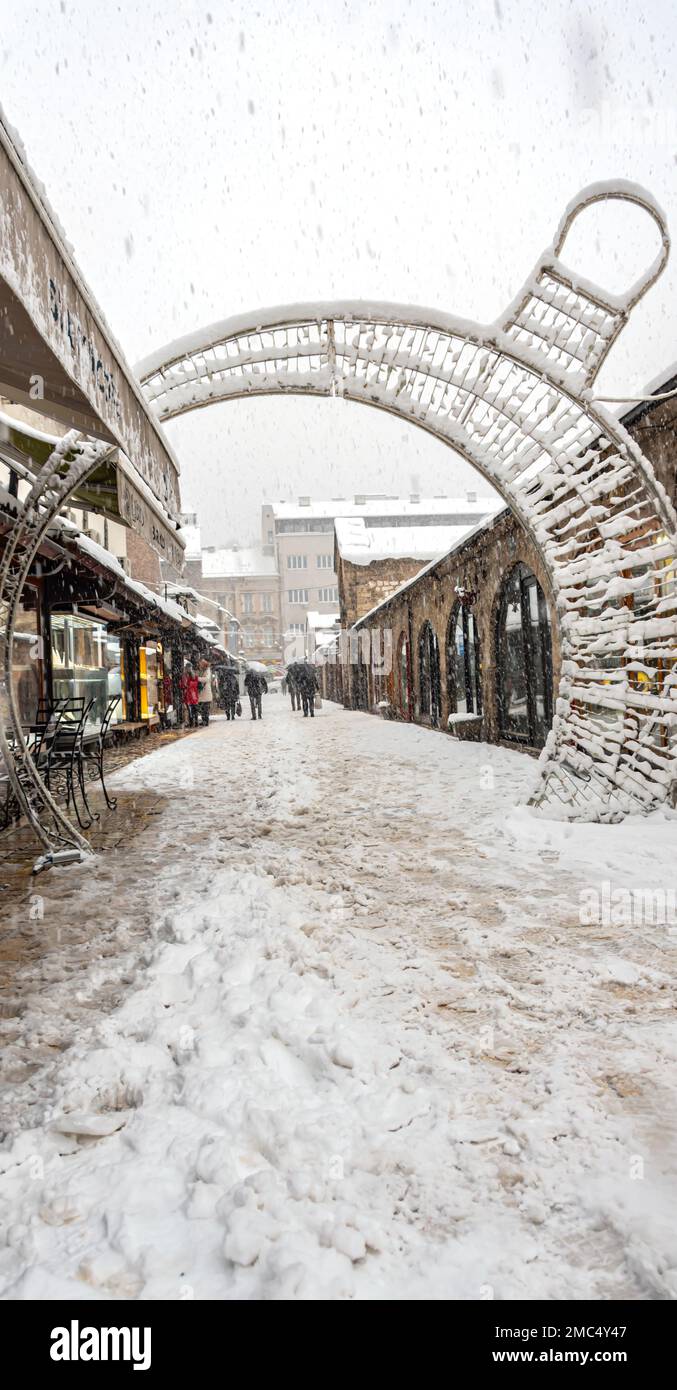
[81,694,121,811]
[1,706,65,830]
[47,698,96,830]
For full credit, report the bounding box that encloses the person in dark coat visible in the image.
[244,667,268,720]
[221,667,240,720]
[285,663,301,711]
[297,661,320,718]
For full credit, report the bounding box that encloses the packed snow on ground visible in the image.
[0,700,676,1301]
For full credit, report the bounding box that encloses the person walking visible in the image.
[286,662,301,711]
[297,660,320,718]
[197,659,213,726]
[222,666,240,721]
[180,662,199,728]
[244,666,268,720]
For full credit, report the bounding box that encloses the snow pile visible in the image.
[1,705,676,1300]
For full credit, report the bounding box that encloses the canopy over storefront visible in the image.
[0,111,182,554]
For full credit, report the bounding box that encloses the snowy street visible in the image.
[1,699,676,1300]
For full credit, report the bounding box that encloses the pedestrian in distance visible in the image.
[221,666,240,721]
[244,666,268,720]
[285,662,301,711]
[180,662,199,728]
[297,660,320,717]
[197,659,213,726]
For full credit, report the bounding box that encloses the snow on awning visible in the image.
[0,112,181,521]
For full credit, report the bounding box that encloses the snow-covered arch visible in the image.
[138,184,677,820]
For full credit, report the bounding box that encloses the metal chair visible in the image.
[81,694,121,811]
[2,706,65,830]
[47,698,96,829]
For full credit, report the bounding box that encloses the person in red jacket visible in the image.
[180,662,200,728]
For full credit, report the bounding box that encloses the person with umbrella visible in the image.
[244,665,268,720]
[296,660,320,718]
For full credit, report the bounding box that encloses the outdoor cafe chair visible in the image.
[1,705,65,830]
[81,694,121,811]
[47,698,96,830]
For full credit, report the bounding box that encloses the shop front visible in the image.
[138,638,166,725]
[49,611,126,728]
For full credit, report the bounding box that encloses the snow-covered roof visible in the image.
[306,609,340,630]
[610,360,677,424]
[267,494,503,522]
[201,547,278,578]
[335,517,475,566]
[353,506,511,628]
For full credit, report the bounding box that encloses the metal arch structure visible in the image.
[0,185,675,857]
[0,432,116,866]
[137,183,677,821]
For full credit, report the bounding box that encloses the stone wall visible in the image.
[336,508,560,751]
[337,552,436,629]
[621,394,677,522]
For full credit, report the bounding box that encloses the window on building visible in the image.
[418,621,441,726]
[263,627,274,648]
[287,554,308,569]
[317,586,339,603]
[261,593,273,613]
[288,589,309,604]
[317,554,333,569]
[267,530,274,544]
[242,593,255,614]
[497,563,553,747]
[447,600,482,717]
[288,623,305,634]
[243,629,256,649]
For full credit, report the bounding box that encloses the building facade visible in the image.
[185,546,282,670]
[322,506,560,752]
[262,493,503,659]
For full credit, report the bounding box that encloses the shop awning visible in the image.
[0,113,182,532]
[0,411,183,567]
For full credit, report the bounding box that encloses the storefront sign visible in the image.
[0,117,181,517]
[117,469,184,570]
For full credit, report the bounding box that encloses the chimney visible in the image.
[466,489,477,504]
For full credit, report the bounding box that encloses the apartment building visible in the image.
[186,543,282,668]
[262,492,504,644]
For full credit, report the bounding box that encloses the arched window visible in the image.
[396,631,411,717]
[418,621,441,726]
[447,600,482,716]
[497,563,553,746]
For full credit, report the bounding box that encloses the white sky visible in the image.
[1,0,676,543]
